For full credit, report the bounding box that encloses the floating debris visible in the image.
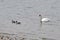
[42,38,55,40]
[1,36,4,39]
[20,38,25,40]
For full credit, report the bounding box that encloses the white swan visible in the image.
[39,14,50,22]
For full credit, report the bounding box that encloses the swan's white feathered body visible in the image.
[41,18,50,22]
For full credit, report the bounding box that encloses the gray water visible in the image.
[0,0,60,40]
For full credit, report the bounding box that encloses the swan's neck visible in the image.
[40,16,42,24]
[40,15,42,28]
[40,16,42,22]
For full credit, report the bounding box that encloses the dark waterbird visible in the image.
[12,20,16,23]
[12,20,21,24]
[16,21,21,24]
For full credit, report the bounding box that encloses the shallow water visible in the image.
[0,0,60,40]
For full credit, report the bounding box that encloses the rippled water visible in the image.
[0,0,60,40]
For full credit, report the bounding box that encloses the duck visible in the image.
[16,21,21,24]
[12,20,16,23]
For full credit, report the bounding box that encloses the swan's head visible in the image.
[39,14,41,16]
